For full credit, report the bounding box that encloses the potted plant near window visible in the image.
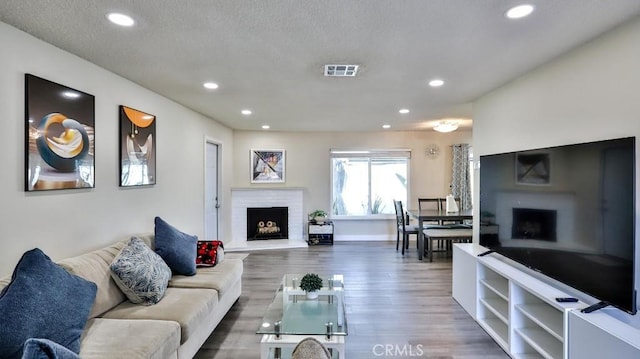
[308,210,328,224]
[299,273,323,300]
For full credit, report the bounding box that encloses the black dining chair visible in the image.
[394,200,420,255]
[418,197,446,225]
[418,197,442,212]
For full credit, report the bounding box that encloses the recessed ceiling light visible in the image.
[241,109,252,115]
[429,79,444,87]
[107,13,135,27]
[382,124,391,129]
[399,109,410,114]
[262,125,270,130]
[505,4,534,19]
[203,82,219,90]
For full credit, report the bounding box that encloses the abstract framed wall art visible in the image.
[25,74,95,191]
[119,106,156,186]
[251,149,285,183]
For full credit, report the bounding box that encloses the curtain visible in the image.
[451,144,472,210]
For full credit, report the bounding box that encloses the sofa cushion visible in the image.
[154,217,197,276]
[21,338,80,359]
[196,240,224,267]
[58,240,128,318]
[110,237,172,305]
[0,248,97,359]
[170,258,243,297]
[80,318,180,359]
[101,287,218,344]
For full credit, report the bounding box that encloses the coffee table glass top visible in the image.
[256,274,347,336]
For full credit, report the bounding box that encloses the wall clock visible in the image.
[426,144,440,159]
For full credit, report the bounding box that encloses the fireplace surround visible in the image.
[227,188,306,251]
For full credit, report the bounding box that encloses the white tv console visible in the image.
[453,243,640,359]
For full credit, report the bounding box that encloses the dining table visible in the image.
[406,209,473,260]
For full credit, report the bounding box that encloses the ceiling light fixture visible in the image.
[399,109,410,114]
[203,82,219,90]
[429,79,444,87]
[433,120,459,133]
[241,109,252,115]
[107,13,135,27]
[505,4,534,19]
[261,125,270,130]
[382,124,391,129]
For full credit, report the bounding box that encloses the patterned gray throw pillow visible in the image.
[110,237,171,305]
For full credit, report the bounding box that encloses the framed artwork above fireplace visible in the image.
[515,152,550,185]
[251,149,285,183]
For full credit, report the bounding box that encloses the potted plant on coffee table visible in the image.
[299,273,323,300]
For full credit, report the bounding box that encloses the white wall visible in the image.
[0,22,234,276]
[473,17,640,313]
[232,130,472,240]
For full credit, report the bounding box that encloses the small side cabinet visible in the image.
[308,221,334,245]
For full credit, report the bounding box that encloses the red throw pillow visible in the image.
[196,240,224,267]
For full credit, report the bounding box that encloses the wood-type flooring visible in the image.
[194,241,509,358]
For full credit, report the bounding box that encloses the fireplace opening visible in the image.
[247,207,288,240]
[512,208,557,241]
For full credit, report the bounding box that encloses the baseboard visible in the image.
[333,234,393,242]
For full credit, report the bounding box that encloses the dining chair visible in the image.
[394,200,420,255]
[418,197,442,212]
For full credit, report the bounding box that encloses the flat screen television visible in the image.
[479,137,636,314]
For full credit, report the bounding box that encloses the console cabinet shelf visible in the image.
[454,244,584,359]
[454,243,640,359]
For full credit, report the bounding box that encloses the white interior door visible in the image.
[205,141,220,239]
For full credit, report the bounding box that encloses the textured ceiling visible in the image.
[1,1,639,132]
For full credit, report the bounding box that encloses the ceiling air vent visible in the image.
[324,64,359,77]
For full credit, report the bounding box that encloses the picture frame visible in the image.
[119,105,156,186]
[25,74,95,191]
[251,149,285,183]
[516,152,550,185]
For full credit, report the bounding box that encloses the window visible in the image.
[331,149,410,217]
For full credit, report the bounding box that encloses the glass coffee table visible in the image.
[256,274,347,359]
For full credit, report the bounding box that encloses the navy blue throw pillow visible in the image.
[21,338,81,359]
[154,216,197,276]
[0,248,97,359]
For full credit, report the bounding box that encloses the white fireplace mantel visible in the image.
[226,188,307,251]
